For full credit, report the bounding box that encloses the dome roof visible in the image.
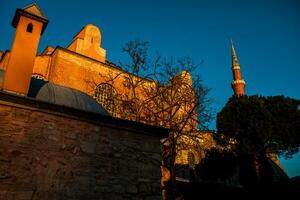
[35,82,109,115]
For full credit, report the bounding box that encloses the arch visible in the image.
[94,83,117,116]
[26,23,33,33]
[32,73,46,81]
[86,25,101,46]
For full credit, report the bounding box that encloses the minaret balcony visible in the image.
[231,80,245,85]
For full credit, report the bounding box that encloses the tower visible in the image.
[230,40,245,97]
[2,3,48,95]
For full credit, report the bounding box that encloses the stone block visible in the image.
[144,196,162,200]
[126,184,138,194]
[79,140,96,154]
[112,184,125,193]
[15,190,34,200]
[139,183,151,194]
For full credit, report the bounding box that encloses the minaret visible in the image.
[230,40,245,97]
[2,3,48,95]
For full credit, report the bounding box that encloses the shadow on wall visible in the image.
[0,92,165,199]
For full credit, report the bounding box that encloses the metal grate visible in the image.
[94,83,116,116]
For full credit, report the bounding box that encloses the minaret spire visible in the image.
[230,40,245,97]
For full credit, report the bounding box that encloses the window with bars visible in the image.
[94,83,116,116]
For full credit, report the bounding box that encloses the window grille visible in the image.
[94,83,116,116]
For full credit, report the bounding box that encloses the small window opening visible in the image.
[91,38,94,43]
[26,23,33,33]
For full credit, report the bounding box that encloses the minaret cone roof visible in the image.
[231,39,240,69]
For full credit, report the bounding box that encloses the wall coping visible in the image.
[0,91,169,138]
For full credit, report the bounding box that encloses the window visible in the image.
[187,151,195,168]
[26,23,33,33]
[91,38,93,43]
[94,83,116,116]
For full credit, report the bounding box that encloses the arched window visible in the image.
[94,83,116,116]
[26,23,33,33]
[91,37,93,44]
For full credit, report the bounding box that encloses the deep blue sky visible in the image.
[1,0,299,177]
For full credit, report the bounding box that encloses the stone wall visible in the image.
[0,92,167,200]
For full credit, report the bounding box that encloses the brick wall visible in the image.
[0,92,167,200]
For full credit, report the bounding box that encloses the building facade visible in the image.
[0,4,287,197]
[0,3,209,167]
[0,4,169,199]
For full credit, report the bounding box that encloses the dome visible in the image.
[35,82,109,115]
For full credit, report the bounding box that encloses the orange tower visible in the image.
[2,4,48,95]
[230,40,245,97]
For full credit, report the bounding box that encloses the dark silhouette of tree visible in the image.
[195,148,238,184]
[216,95,300,186]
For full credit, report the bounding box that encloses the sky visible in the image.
[1,0,299,177]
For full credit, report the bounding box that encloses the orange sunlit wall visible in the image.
[3,16,43,95]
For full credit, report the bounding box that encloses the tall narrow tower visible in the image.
[230,40,245,97]
[2,3,48,95]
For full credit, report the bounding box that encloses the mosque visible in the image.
[0,3,211,166]
[0,3,287,199]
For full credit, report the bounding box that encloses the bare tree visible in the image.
[86,40,213,199]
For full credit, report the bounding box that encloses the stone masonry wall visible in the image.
[0,93,165,200]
